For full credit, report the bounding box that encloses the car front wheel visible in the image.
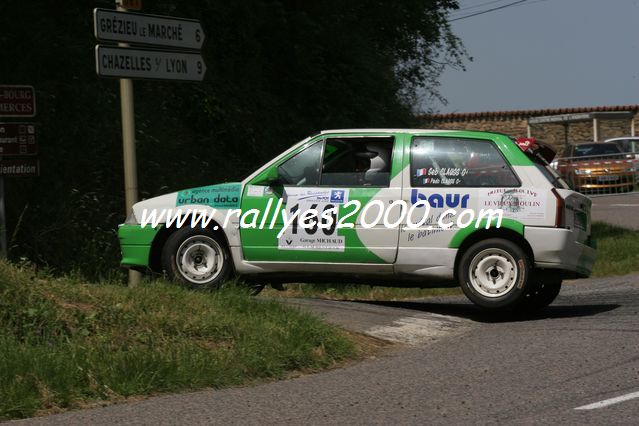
[458,238,532,310]
[161,227,231,290]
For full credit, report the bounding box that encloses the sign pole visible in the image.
[95,2,205,285]
[0,177,6,257]
[117,1,141,286]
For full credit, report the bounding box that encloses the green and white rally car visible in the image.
[119,129,596,311]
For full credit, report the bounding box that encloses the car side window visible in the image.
[277,141,323,186]
[411,137,519,187]
[320,137,394,187]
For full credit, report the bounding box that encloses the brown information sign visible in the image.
[0,158,39,177]
[117,0,142,10]
[0,123,37,156]
[0,85,36,117]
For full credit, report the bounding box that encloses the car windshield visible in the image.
[573,143,621,157]
[608,139,639,154]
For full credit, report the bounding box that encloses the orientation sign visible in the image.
[0,158,39,177]
[94,9,205,50]
[95,45,206,81]
[0,123,37,156]
[0,85,35,117]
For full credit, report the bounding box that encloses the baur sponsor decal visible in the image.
[410,189,470,209]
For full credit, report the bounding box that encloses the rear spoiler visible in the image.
[514,137,556,163]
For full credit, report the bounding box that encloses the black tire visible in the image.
[161,227,232,290]
[247,283,265,296]
[522,272,562,311]
[458,238,531,310]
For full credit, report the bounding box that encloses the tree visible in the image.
[0,0,464,278]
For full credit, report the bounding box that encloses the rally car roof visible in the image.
[320,129,451,135]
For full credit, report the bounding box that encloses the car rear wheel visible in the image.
[161,227,231,290]
[522,272,562,310]
[458,238,531,310]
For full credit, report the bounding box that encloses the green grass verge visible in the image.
[0,261,357,420]
[263,284,461,301]
[591,222,639,277]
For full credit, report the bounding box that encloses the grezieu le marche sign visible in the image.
[94,9,205,50]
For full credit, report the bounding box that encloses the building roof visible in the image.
[422,105,639,122]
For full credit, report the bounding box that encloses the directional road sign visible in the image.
[95,45,206,81]
[94,9,205,50]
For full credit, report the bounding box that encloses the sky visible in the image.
[430,0,639,113]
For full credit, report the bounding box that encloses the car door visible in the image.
[239,133,404,265]
[395,135,522,277]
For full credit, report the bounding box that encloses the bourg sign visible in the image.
[95,45,206,81]
[94,9,205,50]
[116,0,142,10]
[0,85,36,118]
[0,123,37,156]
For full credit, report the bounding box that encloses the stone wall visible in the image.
[425,118,529,136]
[599,119,633,140]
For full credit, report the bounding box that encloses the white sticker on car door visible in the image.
[277,187,348,251]
[479,188,547,220]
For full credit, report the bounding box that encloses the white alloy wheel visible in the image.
[468,248,518,298]
[176,235,224,284]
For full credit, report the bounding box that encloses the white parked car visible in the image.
[604,137,639,181]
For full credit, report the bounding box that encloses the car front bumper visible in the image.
[118,224,161,268]
[574,172,635,190]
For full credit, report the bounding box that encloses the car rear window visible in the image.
[410,137,519,187]
[529,153,568,189]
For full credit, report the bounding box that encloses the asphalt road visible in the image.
[591,192,639,230]
[14,273,639,425]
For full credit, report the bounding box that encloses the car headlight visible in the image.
[574,169,592,175]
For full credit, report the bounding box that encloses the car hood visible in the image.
[131,182,243,222]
